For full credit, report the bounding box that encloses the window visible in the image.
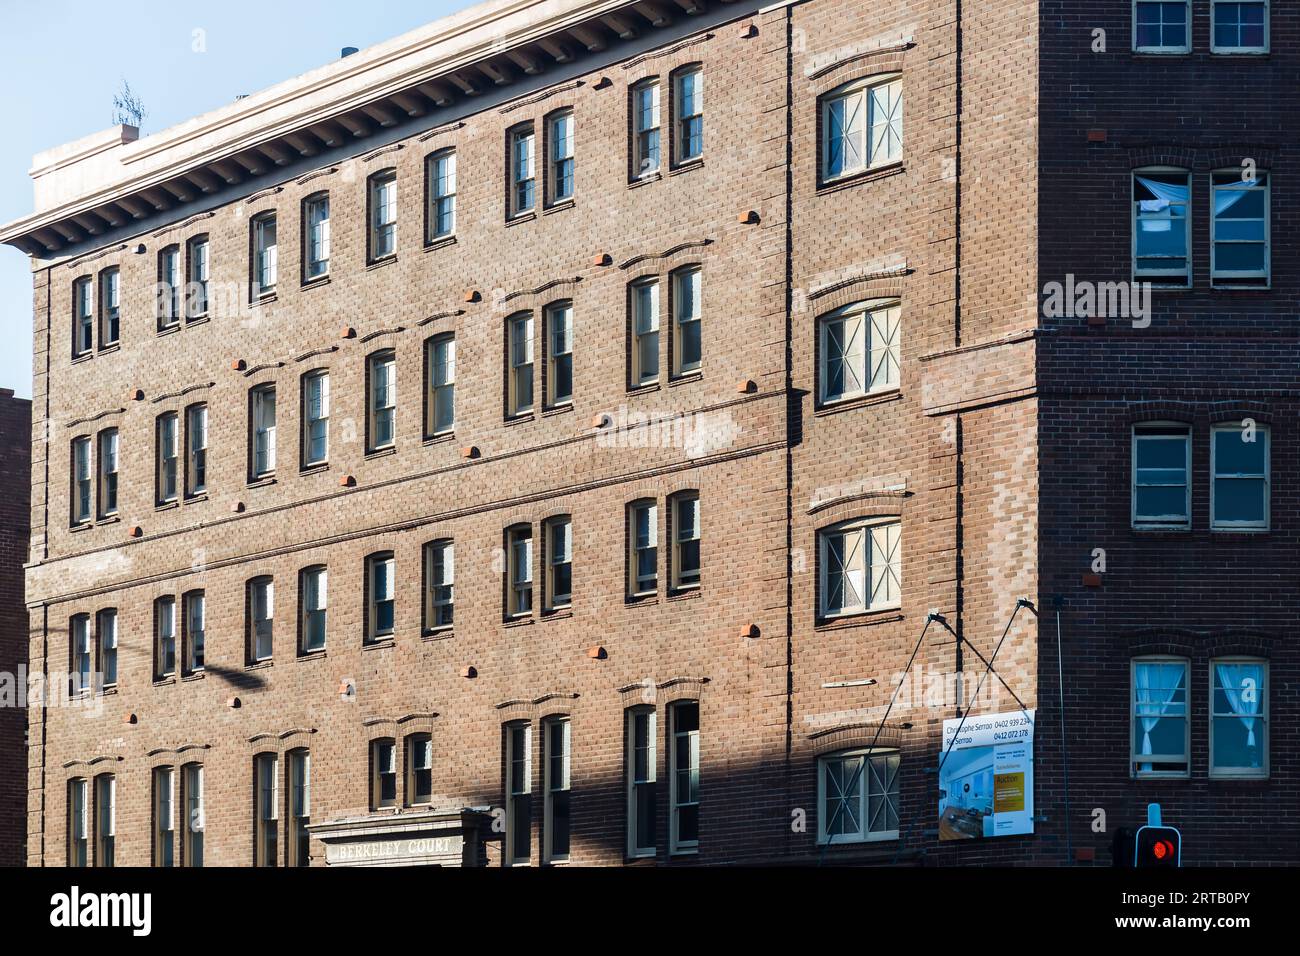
[509,125,536,217]
[96,428,118,518]
[96,609,117,690]
[547,111,575,205]
[424,540,454,632]
[99,267,120,347]
[544,516,572,611]
[1132,658,1190,777]
[301,370,329,468]
[669,701,700,854]
[1212,1,1268,53]
[185,403,208,497]
[254,752,279,866]
[819,300,901,404]
[158,245,181,328]
[545,302,573,407]
[156,412,179,505]
[155,595,177,680]
[300,566,328,653]
[671,492,701,591]
[506,525,533,618]
[70,614,91,696]
[187,236,209,319]
[632,79,661,178]
[1210,659,1268,777]
[427,149,457,241]
[367,552,396,642]
[1211,170,1269,286]
[68,778,89,867]
[372,739,397,809]
[671,267,702,377]
[73,276,94,357]
[94,774,115,867]
[183,763,204,867]
[407,734,433,806]
[303,194,330,280]
[818,517,902,618]
[288,749,311,867]
[1132,423,1191,528]
[543,717,571,864]
[628,500,658,598]
[630,278,660,387]
[250,384,277,478]
[1212,423,1269,530]
[626,708,657,858]
[817,749,901,844]
[369,170,398,261]
[673,66,703,165]
[154,766,176,867]
[249,577,274,662]
[822,75,902,182]
[183,590,205,675]
[425,334,455,437]
[71,436,91,525]
[252,213,277,298]
[505,722,532,865]
[1133,169,1191,285]
[367,350,397,451]
[1134,1,1191,53]
[507,313,534,417]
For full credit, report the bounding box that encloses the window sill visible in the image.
[815,609,903,632]
[504,412,535,427]
[668,372,702,388]
[366,255,398,272]
[669,158,704,177]
[154,500,179,512]
[246,475,277,489]
[1208,772,1270,782]
[245,659,274,671]
[423,432,455,447]
[1132,773,1190,782]
[542,403,573,418]
[1131,523,1191,534]
[364,446,397,461]
[628,171,662,189]
[421,627,454,642]
[818,161,905,195]
[505,212,537,228]
[298,648,328,661]
[71,352,94,365]
[153,676,177,688]
[1210,526,1269,535]
[667,587,701,603]
[95,515,121,527]
[299,462,330,477]
[251,292,277,307]
[69,522,93,533]
[181,670,205,683]
[625,594,659,608]
[96,343,121,356]
[502,616,534,629]
[815,388,902,417]
[627,382,661,396]
[542,199,575,217]
[156,324,181,338]
[1210,282,1271,292]
[1130,49,1191,57]
[99,686,118,698]
[301,275,331,291]
[363,638,396,651]
[186,315,211,327]
[183,493,208,505]
[424,235,457,253]
[541,608,573,622]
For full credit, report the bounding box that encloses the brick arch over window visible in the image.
[1127,401,1200,424]
[1207,402,1272,426]
[809,47,910,97]
[811,492,910,528]
[807,724,904,757]
[1205,146,1275,172]
[1127,146,1197,171]
[808,276,906,316]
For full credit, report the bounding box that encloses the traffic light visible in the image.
[1134,825,1181,868]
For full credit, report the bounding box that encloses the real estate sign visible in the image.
[938,709,1035,840]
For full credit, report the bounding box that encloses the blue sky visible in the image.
[0,0,473,398]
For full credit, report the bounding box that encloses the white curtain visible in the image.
[1135,662,1184,770]
[1216,662,1261,748]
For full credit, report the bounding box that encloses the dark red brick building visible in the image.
[0,388,31,867]
[0,0,1290,867]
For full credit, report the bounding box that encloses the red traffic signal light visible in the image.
[1134,825,1181,868]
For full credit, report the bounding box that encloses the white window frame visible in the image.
[367,552,396,641]
[72,436,92,525]
[626,707,657,859]
[302,370,329,467]
[1131,423,1192,530]
[671,266,702,377]
[816,748,901,844]
[185,404,207,497]
[510,126,536,217]
[304,194,330,280]
[1210,422,1270,530]
[94,773,115,867]
[818,300,901,405]
[368,351,397,452]
[506,525,533,618]
[250,577,274,662]
[96,428,118,518]
[1209,657,1269,779]
[631,79,661,178]
[154,766,176,867]
[668,701,700,855]
[70,613,91,695]
[818,517,902,618]
[1210,169,1270,287]
[252,214,277,297]
[255,752,279,867]
[1133,0,1192,53]
[183,763,204,867]
[544,516,572,611]
[407,734,434,806]
[543,716,571,864]
[300,566,328,654]
[673,66,703,165]
[507,313,534,417]
[505,723,533,865]
[424,540,454,632]
[820,75,902,183]
[369,170,398,261]
[426,334,456,437]
[183,590,205,675]
[73,276,94,356]
[97,609,117,690]
[427,149,457,241]
[671,492,701,591]
[288,749,311,867]
[545,302,573,408]
[99,267,120,346]
[631,278,660,388]
[628,500,658,598]
[187,236,210,319]
[1132,167,1192,286]
[547,111,575,205]
[1211,0,1269,53]
[155,595,177,679]
[158,245,181,328]
[251,385,277,478]
[1131,657,1191,779]
[69,778,89,867]
[372,738,398,810]
[157,412,179,504]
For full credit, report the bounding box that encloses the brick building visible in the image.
[0,389,31,867]
[0,0,1290,867]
